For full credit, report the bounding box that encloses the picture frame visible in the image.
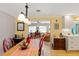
[17,22,25,31]
[54,23,59,30]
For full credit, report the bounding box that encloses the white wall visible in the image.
[64,15,74,29]
[0,11,15,55]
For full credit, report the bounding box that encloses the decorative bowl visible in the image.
[19,42,29,50]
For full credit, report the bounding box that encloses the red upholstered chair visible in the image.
[26,35,31,44]
[3,37,13,52]
[38,37,44,56]
[34,30,41,38]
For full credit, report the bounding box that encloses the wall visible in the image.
[64,16,74,29]
[50,16,62,38]
[0,11,15,55]
[15,19,29,38]
[29,17,50,21]
[72,16,79,21]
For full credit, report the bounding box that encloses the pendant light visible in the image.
[18,12,25,21]
[18,3,31,25]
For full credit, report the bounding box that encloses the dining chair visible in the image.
[3,37,13,52]
[38,36,44,56]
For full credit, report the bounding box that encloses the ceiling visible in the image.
[0,3,79,18]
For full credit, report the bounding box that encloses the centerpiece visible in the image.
[19,41,29,50]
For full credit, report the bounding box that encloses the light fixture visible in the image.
[24,18,31,25]
[18,12,25,21]
[18,3,31,25]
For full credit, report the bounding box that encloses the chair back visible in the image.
[3,37,13,52]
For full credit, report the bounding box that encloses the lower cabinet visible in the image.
[66,36,79,51]
[54,38,65,50]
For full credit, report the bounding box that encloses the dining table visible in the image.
[2,39,38,56]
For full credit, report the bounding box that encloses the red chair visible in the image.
[3,37,12,52]
[38,37,44,56]
[26,35,31,44]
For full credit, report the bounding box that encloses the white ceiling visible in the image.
[0,3,79,18]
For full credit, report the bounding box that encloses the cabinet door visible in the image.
[54,38,65,50]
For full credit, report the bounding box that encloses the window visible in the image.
[29,21,50,33]
[29,26,36,33]
[39,26,47,33]
[48,25,50,32]
[29,25,50,33]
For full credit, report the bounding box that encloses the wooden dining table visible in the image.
[2,39,38,56]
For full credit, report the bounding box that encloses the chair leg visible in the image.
[38,49,41,56]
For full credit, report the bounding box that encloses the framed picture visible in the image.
[54,23,59,30]
[17,22,25,31]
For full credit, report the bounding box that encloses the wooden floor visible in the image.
[50,50,79,56]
